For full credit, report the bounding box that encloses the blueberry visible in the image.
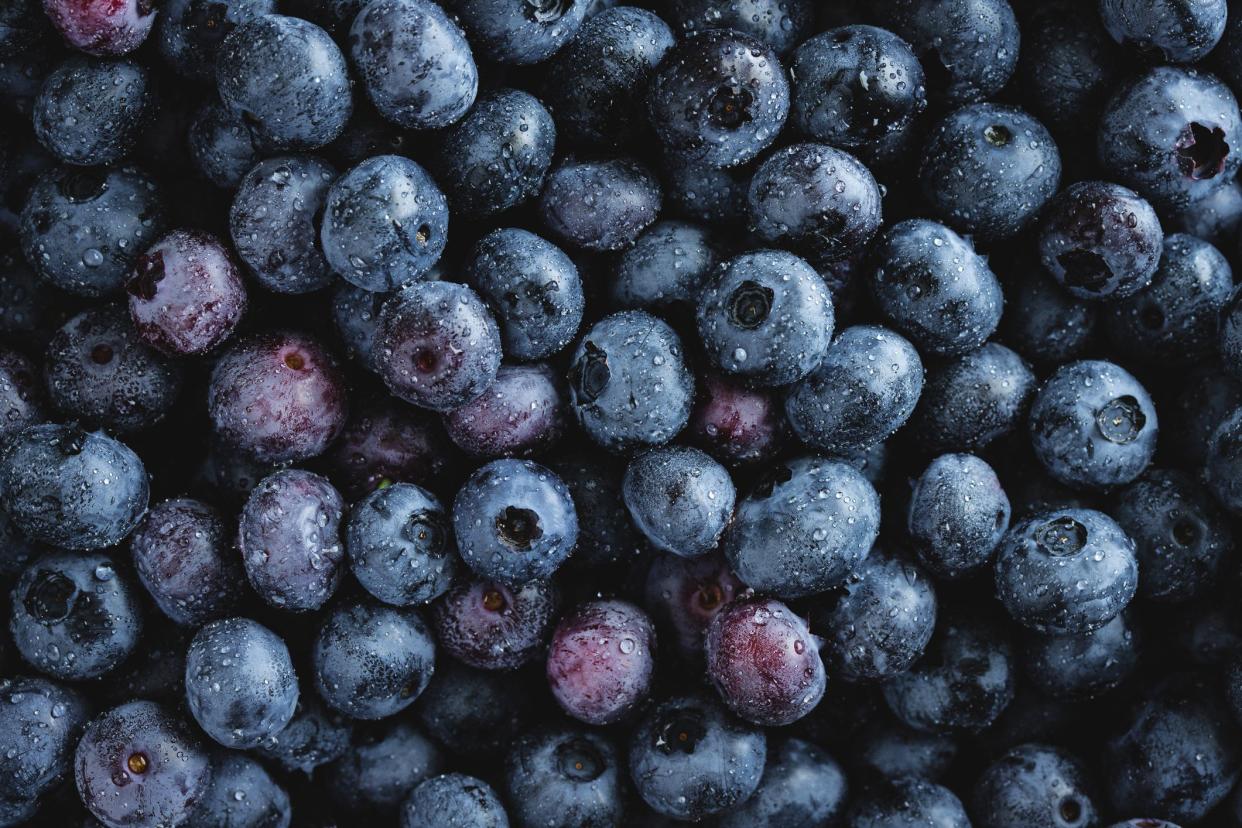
[504,726,624,828]
[431,577,558,670]
[331,283,390,372]
[1169,364,1242,468]
[157,0,275,81]
[185,618,299,749]
[998,261,1099,366]
[253,697,353,775]
[74,701,211,828]
[0,676,89,805]
[547,599,655,725]
[1207,405,1242,513]
[238,470,347,613]
[847,777,971,828]
[346,482,460,606]
[33,56,152,167]
[0,348,43,441]
[717,738,845,828]
[326,721,443,816]
[644,551,743,661]
[229,155,339,295]
[1168,178,1242,245]
[185,753,291,828]
[971,743,1098,828]
[1100,0,1227,63]
[415,658,538,759]
[688,372,787,468]
[908,454,1011,579]
[0,424,149,551]
[567,311,694,452]
[539,157,661,252]
[647,30,789,169]
[216,15,352,151]
[784,325,923,454]
[697,249,834,387]
[323,395,458,500]
[401,774,509,828]
[662,155,752,227]
[855,717,958,782]
[321,155,449,292]
[1023,610,1139,700]
[462,228,583,362]
[723,455,880,598]
[628,694,766,821]
[187,98,261,189]
[611,220,718,312]
[622,446,734,559]
[995,508,1138,634]
[1028,360,1158,490]
[1213,286,1242,379]
[444,363,569,458]
[549,453,641,572]
[129,498,245,627]
[451,0,588,65]
[312,600,436,720]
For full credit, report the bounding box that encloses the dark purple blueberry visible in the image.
[549,453,642,573]
[718,738,847,828]
[644,551,744,660]
[32,56,153,167]
[443,363,568,459]
[254,697,353,775]
[610,219,719,312]
[156,0,277,81]
[331,282,390,372]
[539,157,662,252]
[504,727,624,828]
[185,752,291,828]
[1023,611,1140,700]
[688,372,786,467]
[323,395,458,500]
[0,346,45,439]
[847,776,970,828]
[326,721,443,816]
[415,659,539,760]
[451,0,587,65]
[430,577,558,671]
[195,435,278,508]
[188,98,261,189]
[0,676,89,805]
[546,599,656,725]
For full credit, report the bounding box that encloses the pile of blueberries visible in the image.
[7,0,1242,824]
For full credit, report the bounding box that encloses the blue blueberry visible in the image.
[401,774,509,828]
[185,753,291,828]
[326,721,443,815]
[855,717,958,782]
[722,455,880,598]
[452,0,587,65]
[415,658,539,759]
[662,156,751,227]
[188,98,261,189]
[0,676,89,805]
[33,56,152,167]
[0,347,45,441]
[999,261,1099,367]
[717,739,845,828]
[623,446,734,559]
[331,282,390,372]
[1100,0,1227,63]
[909,343,1037,454]
[539,157,661,252]
[1169,178,1242,246]
[253,697,353,775]
[321,155,449,292]
[611,220,718,312]
[846,778,970,828]
[157,0,275,82]
[504,726,624,828]
[972,743,1099,828]
[1023,611,1139,700]
[347,482,461,606]
[696,249,834,387]
[908,453,1010,579]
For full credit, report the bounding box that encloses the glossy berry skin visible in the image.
[129,498,244,627]
[326,721,442,815]
[376,281,502,412]
[434,89,555,218]
[349,0,476,131]
[452,0,587,66]
[185,618,299,749]
[785,325,923,454]
[229,155,338,295]
[539,157,661,252]
[45,304,182,434]
[431,577,557,670]
[869,219,1003,357]
[444,363,568,458]
[663,157,751,227]
[1024,611,1139,700]
[254,698,352,775]
[972,744,1098,828]
[42,0,156,55]
[1001,264,1099,368]
[688,372,786,468]
[567,311,694,453]
[0,347,44,440]
[697,250,833,387]
[0,676,89,805]
[332,283,390,372]
[323,395,457,500]
[547,600,656,725]
[188,99,260,189]
[505,727,624,828]
[995,508,1138,634]
[415,658,538,760]
[126,229,247,355]
[848,777,971,828]
[463,228,583,362]
[645,551,743,660]
[791,25,926,154]
[322,155,448,292]
[541,7,675,149]
[611,220,717,313]
[401,774,509,828]
[157,0,276,82]
[1028,360,1158,490]
[724,456,880,598]
[0,424,149,551]
[628,694,766,821]
[647,30,789,169]
[717,738,845,828]
[452,459,578,585]
[908,454,1011,579]
[186,753,291,828]
[1098,66,1241,212]
[623,446,735,559]
[216,15,353,151]
[1104,673,1241,823]
[20,165,166,298]
[1100,0,1227,63]
[312,601,436,720]
[919,104,1061,242]
[33,56,152,167]
[1207,405,1242,514]
[75,701,211,828]
[346,482,460,607]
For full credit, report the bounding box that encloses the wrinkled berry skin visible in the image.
[1100,0,1226,63]
[568,310,694,453]
[1000,263,1099,367]
[645,551,743,660]
[920,104,1061,242]
[1099,66,1241,212]
[908,454,1010,579]
[463,228,583,362]
[995,508,1138,634]
[157,0,276,82]
[647,30,789,169]
[724,456,880,599]
[349,0,477,130]
[130,498,244,627]
[313,601,436,720]
[541,7,675,149]
[238,469,347,612]
[216,15,353,151]
[33,56,152,167]
[187,753,291,828]
[718,738,845,828]
[623,446,735,559]
[504,726,624,828]
[188,99,261,189]
[1028,360,1158,490]
[791,25,926,154]
[972,744,1099,828]
[697,249,834,387]
[185,618,299,749]
[785,325,923,454]
[42,0,156,55]
[126,229,247,355]
[869,219,1003,357]
[20,165,166,298]
[229,155,338,295]
[539,157,661,252]
[322,155,449,292]
[1104,673,1241,823]
[547,600,656,725]
[0,676,89,806]
[208,330,349,464]
[402,774,509,828]
[75,701,211,828]
[1024,611,1139,700]
[628,694,766,821]
[452,458,578,585]
[435,89,555,218]
[431,577,557,671]
[416,658,538,759]
[444,363,568,459]
[45,304,182,434]
[452,0,587,65]
[323,395,457,500]
[255,697,352,775]
[688,372,786,468]
[346,482,460,607]
[376,281,502,412]
[749,143,882,265]
[848,777,971,828]
[0,347,44,440]
[910,343,1036,455]
[0,424,149,551]
[326,721,443,815]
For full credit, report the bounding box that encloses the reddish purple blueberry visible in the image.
[546,600,657,725]
[431,577,558,670]
[443,363,568,458]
